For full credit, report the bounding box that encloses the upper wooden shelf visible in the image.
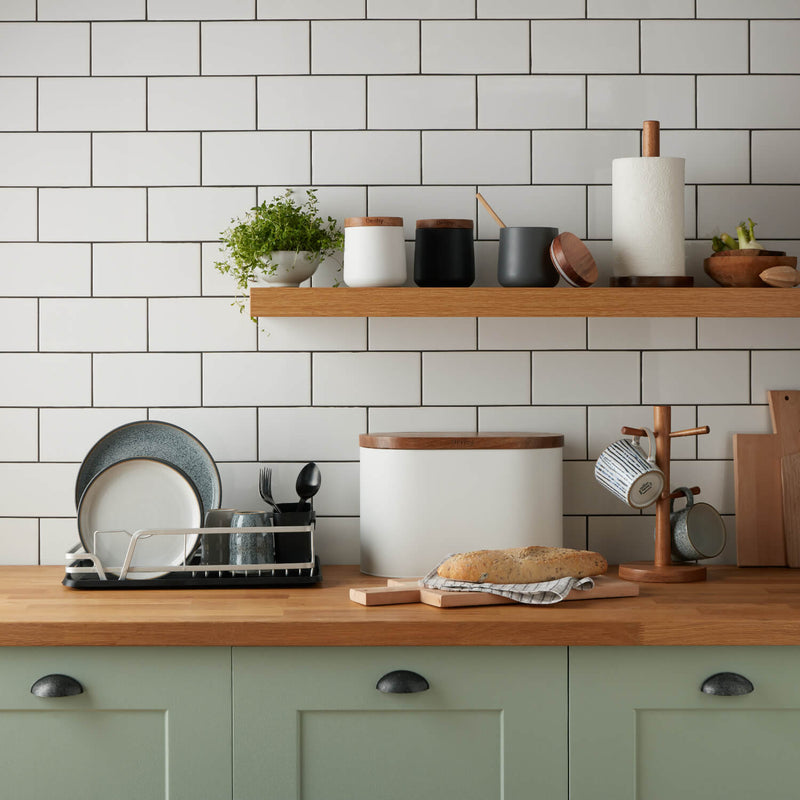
[250,287,800,318]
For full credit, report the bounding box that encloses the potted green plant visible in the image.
[215,189,343,305]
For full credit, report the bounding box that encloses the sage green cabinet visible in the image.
[570,646,800,800]
[233,646,567,800]
[0,647,231,800]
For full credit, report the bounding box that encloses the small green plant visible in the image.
[215,189,344,309]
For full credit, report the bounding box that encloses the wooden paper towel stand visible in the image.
[618,406,711,583]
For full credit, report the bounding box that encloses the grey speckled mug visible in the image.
[670,487,727,561]
[230,511,275,569]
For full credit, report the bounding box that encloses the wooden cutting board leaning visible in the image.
[734,390,800,566]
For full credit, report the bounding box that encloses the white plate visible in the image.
[78,458,203,580]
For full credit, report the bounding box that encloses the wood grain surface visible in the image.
[4,565,800,647]
[358,431,564,450]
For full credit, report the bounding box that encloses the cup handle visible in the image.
[636,427,658,464]
[670,486,694,514]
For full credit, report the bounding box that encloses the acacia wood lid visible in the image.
[549,232,599,288]
[359,432,564,450]
[416,219,474,230]
[345,216,404,227]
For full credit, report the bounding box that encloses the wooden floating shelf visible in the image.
[250,287,800,318]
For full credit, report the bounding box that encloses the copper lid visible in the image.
[416,219,474,230]
[549,232,598,288]
[345,216,403,227]
[359,432,564,450]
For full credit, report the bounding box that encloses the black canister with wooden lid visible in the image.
[413,219,475,287]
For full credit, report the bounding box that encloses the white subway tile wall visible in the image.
[1,9,798,565]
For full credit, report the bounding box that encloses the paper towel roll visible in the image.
[612,156,685,278]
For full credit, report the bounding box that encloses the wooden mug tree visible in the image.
[618,406,711,583]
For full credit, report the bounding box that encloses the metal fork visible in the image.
[258,466,280,514]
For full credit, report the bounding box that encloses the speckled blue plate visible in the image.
[75,421,221,516]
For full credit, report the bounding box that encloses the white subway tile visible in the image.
[38,0,145,19]
[423,351,530,405]
[92,22,198,75]
[39,188,146,242]
[588,0,693,16]
[0,354,91,406]
[0,79,36,130]
[258,407,366,461]
[202,21,308,75]
[563,517,587,551]
[533,131,638,184]
[0,409,37,460]
[588,405,697,460]
[478,0,584,17]
[263,0,364,18]
[203,353,310,406]
[423,131,530,185]
[40,518,79,566]
[149,0,254,19]
[369,76,474,130]
[698,186,800,240]
[564,461,638,516]
[478,76,584,130]
[698,405,772,460]
[94,353,201,407]
[532,21,638,73]
[589,319,696,351]
[588,76,694,129]
[699,77,800,129]
[751,22,800,73]
[257,186,363,232]
[0,244,90,295]
[92,133,199,187]
[148,77,254,131]
[94,243,200,297]
[314,352,419,406]
[149,297,256,351]
[202,132,309,186]
[39,77,145,131]
[0,22,88,75]
[661,131,749,184]
[39,408,144,462]
[699,318,800,350]
[0,1,35,20]
[643,21,748,73]
[752,132,800,183]
[473,240,500,286]
[475,186,586,239]
[643,460,734,516]
[312,21,418,74]
[368,406,476,433]
[313,132,419,185]
[479,318,585,350]
[150,407,257,462]
[369,318,476,351]
[479,405,586,460]
[258,77,364,130]
[0,133,89,187]
[643,351,749,405]
[215,462,261,510]
[588,517,658,566]
[257,317,366,351]
[0,188,36,240]
[422,21,529,74]
[368,186,475,240]
[371,0,472,17]
[148,187,255,242]
[314,517,359,566]
[0,299,36,351]
[698,0,800,17]
[0,518,38,565]
[534,352,639,406]
[40,299,145,352]
[752,352,800,404]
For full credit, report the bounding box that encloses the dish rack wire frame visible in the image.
[65,522,316,581]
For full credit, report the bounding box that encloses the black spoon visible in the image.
[296,462,321,510]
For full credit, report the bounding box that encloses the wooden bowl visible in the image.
[704,255,798,287]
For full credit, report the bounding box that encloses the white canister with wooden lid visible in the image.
[359,432,564,577]
[343,216,407,287]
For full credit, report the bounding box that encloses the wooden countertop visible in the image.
[2,565,800,647]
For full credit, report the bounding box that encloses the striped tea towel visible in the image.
[421,556,595,605]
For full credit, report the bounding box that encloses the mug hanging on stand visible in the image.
[669,486,727,561]
[595,427,665,509]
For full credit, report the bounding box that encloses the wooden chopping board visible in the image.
[734,390,800,566]
[350,574,639,608]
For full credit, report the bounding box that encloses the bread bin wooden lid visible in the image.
[416,219,474,229]
[345,216,403,227]
[359,432,564,450]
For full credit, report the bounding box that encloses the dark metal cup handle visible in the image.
[376,669,430,694]
[701,672,754,696]
[30,674,84,698]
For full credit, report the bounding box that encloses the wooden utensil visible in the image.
[760,266,800,288]
[782,453,800,568]
[475,192,506,228]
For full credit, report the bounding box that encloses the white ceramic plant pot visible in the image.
[254,251,321,288]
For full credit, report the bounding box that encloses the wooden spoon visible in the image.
[476,192,506,228]
[760,266,800,288]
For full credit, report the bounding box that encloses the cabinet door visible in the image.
[234,646,566,800]
[570,646,800,800]
[0,647,231,800]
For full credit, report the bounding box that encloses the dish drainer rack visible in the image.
[63,515,321,589]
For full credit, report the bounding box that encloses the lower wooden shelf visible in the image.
[249,286,800,318]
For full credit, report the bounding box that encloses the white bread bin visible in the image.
[359,432,564,577]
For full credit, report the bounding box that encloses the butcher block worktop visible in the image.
[2,565,800,647]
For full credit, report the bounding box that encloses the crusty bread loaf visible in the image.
[437,546,608,584]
